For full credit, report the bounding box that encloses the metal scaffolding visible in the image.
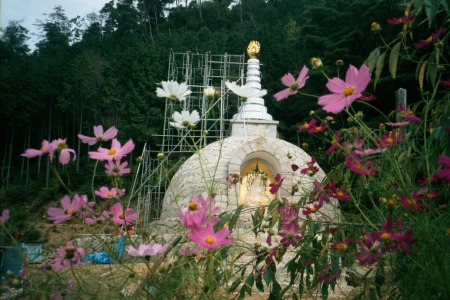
[128,51,246,231]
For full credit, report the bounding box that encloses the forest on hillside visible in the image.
[0,0,426,204]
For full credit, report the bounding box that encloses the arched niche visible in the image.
[238,151,280,206]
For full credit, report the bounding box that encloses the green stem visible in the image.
[91,160,99,202]
[50,164,71,193]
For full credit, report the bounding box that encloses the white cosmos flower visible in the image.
[156,80,192,101]
[225,81,267,99]
[170,110,200,128]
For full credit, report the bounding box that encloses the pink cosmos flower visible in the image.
[277,198,299,224]
[376,131,405,148]
[84,210,110,225]
[355,237,382,266]
[302,202,323,215]
[89,138,135,161]
[414,27,446,48]
[278,222,302,247]
[317,264,341,284]
[440,78,450,87]
[329,238,353,252]
[325,131,342,155]
[358,94,376,101]
[0,209,9,224]
[21,140,56,159]
[318,64,371,114]
[308,181,330,204]
[78,125,118,145]
[52,241,85,271]
[181,196,220,230]
[105,159,131,176]
[435,155,450,181]
[95,186,125,199]
[398,105,422,123]
[306,119,328,133]
[300,156,319,176]
[51,139,77,165]
[400,193,427,212]
[327,182,350,202]
[345,154,378,176]
[126,243,168,257]
[370,216,416,254]
[188,222,234,250]
[269,173,284,194]
[296,121,311,133]
[110,202,137,226]
[274,65,309,101]
[178,247,202,256]
[48,194,87,224]
[387,14,416,25]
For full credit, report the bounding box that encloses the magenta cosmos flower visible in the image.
[126,243,168,257]
[318,64,371,114]
[21,140,56,159]
[110,202,137,226]
[48,194,87,224]
[89,138,135,161]
[345,154,378,176]
[78,125,118,146]
[434,155,450,181]
[105,159,131,176]
[52,241,85,271]
[278,222,302,247]
[387,14,416,25]
[188,222,234,250]
[274,65,309,101]
[95,186,125,199]
[269,173,284,194]
[414,27,446,48]
[0,209,9,224]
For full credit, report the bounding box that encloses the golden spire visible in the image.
[247,40,260,59]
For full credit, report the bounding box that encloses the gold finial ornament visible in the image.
[247,40,260,59]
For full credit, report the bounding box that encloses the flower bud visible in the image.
[311,57,323,69]
[157,153,165,160]
[336,59,344,66]
[371,22,381,32]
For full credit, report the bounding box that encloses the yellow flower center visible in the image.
[386,137,394,144]
[40,146,46,152]
[119,213,125,219]
[205,236,215,244]
[65,247,75,259]
[381,233,390,241]
[316,126,322,132]
[66,208,76,215]
[290,82,299,91]
[426,36,433,43]
[188,202,198,211]
[58,142,68,150]
[107,192,114,198]
[310,207,317,212]
[332,138,338,145]
[336,191,344,197]
[343,86,354,97]
[357,164,364,171]
[336,243,347,252]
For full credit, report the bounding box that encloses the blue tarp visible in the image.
[82,235,125,264]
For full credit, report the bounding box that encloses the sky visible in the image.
[1,0,110,48]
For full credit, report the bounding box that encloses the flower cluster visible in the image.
[180,195,234,250]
